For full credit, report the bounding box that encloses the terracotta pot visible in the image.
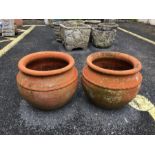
[82,52,142,109]
[16,51,78,110]
[14,19,23,27]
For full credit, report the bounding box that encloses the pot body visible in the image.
[82,65,142,109]
[17,67,78,110]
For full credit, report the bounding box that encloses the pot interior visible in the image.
[26,58,69,71]
[93,57,133,71]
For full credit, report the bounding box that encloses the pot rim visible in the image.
[60,23,91,29]
[18,51,75,76]
[87,51,142,75]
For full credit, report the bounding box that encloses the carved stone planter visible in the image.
[82,52,142,109]
[53,21,64,42]
[60,23,91,50]
[53,20,84,42]
[2,19,15,37]
[84,20,101,28]
[92,23,118,48]
[16,51,78,110]
[84,20,101,42]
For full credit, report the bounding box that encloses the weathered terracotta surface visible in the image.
[82,52,142,109]
[16,51,78,110]
[14,19,23,27]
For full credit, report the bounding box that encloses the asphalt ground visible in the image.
[0,26,31,49]
[119,21,155,41]
[23,19,44,25]
[0,24,155,134]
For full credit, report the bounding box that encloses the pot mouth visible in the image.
[60,23,91,29]
[18,51,75,76]
[87,52,142,75]
[97,23,118,30]
[85,20,101,24]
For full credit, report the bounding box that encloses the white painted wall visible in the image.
[138,19,155,25]
[149,19,155,25]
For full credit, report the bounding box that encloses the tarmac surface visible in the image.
[0,22,155,134]
[119,22,155,41]
[0,26,31,49]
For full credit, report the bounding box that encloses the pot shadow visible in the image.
[18,94,78,130]
[78,90,143,133]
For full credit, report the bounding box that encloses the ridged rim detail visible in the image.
[87,51,142,75]
[18,51,75,76]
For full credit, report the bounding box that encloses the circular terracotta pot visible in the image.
[16,51,78,110]
[82,52,142,109]
[14,19,23,27]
